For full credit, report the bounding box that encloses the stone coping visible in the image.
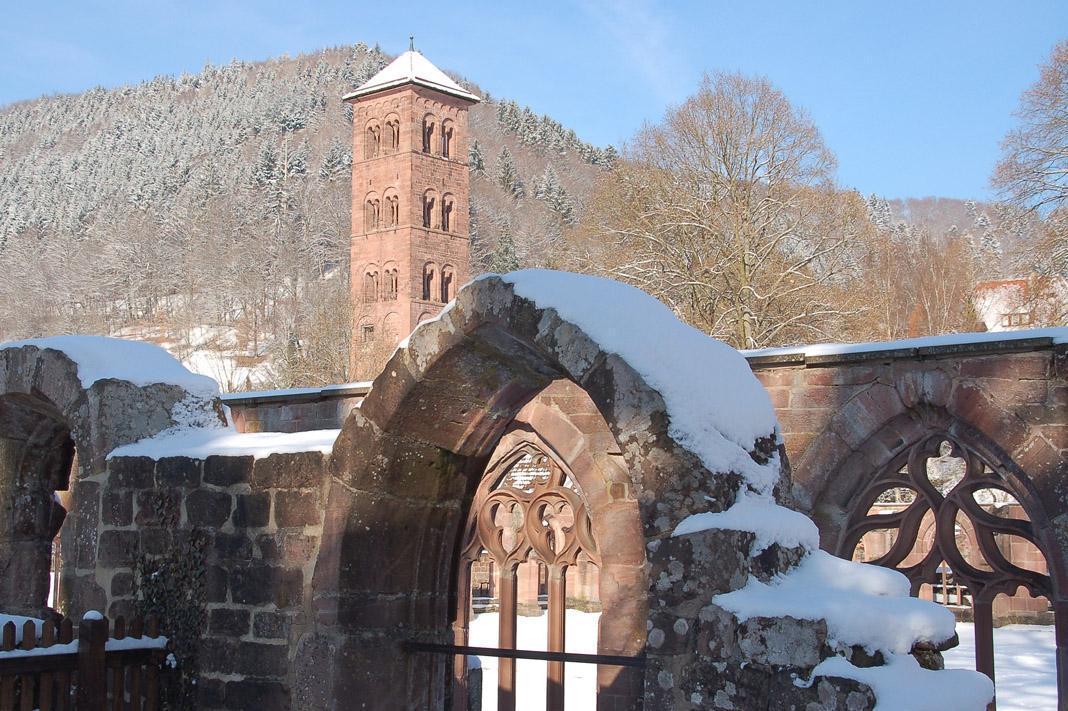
[745,334,1063,369]
[220,382,372,406]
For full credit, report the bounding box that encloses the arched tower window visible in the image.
[422,190,438,230]
[422,262,438,301]
[384,267,399,300]
[441,193,455,232]
[422,114,437,154]
[364,194,381,232]
[383,189,399,227]
[364,121,381,159]
[384,115,401,153]
[363,268,380,302]
[441,264,455,303]
[441,118,455,158]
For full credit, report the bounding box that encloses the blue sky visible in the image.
[2,0,1065,200]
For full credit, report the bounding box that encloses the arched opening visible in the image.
[423,190,438,230]
[385,115,401,153]
[441,119,454,158]
[363,267,380,303]
[440,265,455,303]
[364,194,381,232]
[0,394,74,617]
[384,191,400,228]
[441,194,454,233]
[365,121,381,159]
[458,436,603,710]
[311,279,661,709]
[422,114,437,154]
[422,262,438,302]
[384,266,399,301]
[839,432,1057,700]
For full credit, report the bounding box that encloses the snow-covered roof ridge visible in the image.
[0,335,220,399]
[343,50,480,102]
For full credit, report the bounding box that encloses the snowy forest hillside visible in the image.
[0,43,612,389]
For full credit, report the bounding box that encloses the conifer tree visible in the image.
[492,230,520,273]
[468,140,485,175]
[496,146,524,199]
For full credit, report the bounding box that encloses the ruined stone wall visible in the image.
[92,451,329,710]
[752,341,1068,616]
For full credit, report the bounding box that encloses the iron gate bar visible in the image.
[403,641,647,668]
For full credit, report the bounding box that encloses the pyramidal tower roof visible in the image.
[343,50,480,103]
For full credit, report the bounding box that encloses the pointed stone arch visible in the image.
[304,276,786,710]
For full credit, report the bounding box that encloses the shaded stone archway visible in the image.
[0,344,209,617]
[303,276,887,711]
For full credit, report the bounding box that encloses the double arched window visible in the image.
[364,193,381,232]
[364,121,381,159]
[384,114,400,153]
[384,265,399,301]
[362,267,380,303]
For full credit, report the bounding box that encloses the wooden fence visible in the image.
[0,614,167,711]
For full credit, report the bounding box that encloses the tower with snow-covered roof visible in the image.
[344,48,479,375]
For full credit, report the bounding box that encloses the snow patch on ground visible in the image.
[672,489,819,553]
[108,427,340,460]
[809,652,993,710]
[0,335,220,398]
[944,623,1056,711]
[469,610,599,711]
[714,550,957,654]
[498,270,779,493]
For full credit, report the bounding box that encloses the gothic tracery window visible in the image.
[459,444,600,710]
[842,433,1051,686]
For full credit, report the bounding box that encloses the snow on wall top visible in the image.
[0,335,220,399]
[108,427,340,461]
[343,50,480,102]
[742,326,1068,360]
[500,270,779,492]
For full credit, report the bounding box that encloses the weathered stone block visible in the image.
[223,680,290,711]
[254,611,292,639]
[230,564,303,608]
[252,452,324,489]
[274,490,321,528]
[101,489,133,527]
[210,607,250,637]
[110,571,134,597]
[233,492,271,528]
[187,489,233,527]
[204,455,254,487]
[97,529,139,565]
[108,456,155,489]
[156,456,201,488]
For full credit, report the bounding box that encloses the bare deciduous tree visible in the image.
[564,72,863,348]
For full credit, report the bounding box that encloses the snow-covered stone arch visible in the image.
[0,337,219,616]
[309,271,994,710]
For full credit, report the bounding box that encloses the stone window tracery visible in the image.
[842,433,1052,685]
[384,115,400,153]
[362,269,380,302]
[364,194,381,232]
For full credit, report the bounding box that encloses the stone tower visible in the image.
[344,49,479,375]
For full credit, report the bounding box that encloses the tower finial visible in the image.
[409,35,415,52]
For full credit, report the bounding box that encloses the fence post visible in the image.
[76,616,108,710]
